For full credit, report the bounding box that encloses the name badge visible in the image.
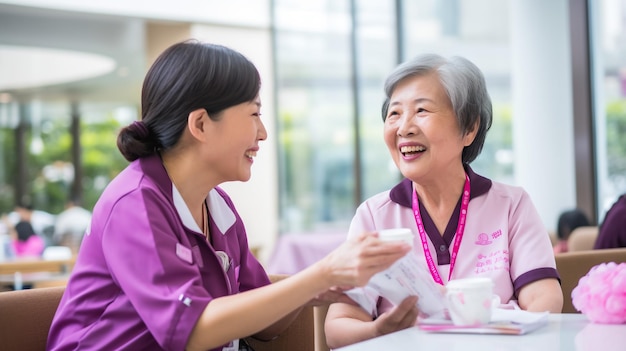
[215,251,231,272]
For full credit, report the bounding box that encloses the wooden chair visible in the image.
[0,275,330,351]
[0,286,64,351]
[313,304,330,351]
[567,226,599,251]
[555,247,626,313]
[246,274,330,351]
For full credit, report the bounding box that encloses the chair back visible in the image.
[246,304,330,351]
[314,304,330,351]
[567,226,599,251]
[555,247,626,313]
[246,274,330,351]
[0,286,65,351]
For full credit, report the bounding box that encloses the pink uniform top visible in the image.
[348,165,559,316]
[47,154,270,351]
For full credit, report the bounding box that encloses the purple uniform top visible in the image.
[347,166,560,316]
[47,154,271,351]
[594,194,626,249]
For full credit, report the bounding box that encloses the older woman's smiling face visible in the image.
[383,72,476,182]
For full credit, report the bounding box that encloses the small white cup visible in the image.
[378,228,414,247]
[445,277,494,326]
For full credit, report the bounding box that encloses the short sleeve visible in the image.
[101,188,213,350]
[347,201,378,239]
[508,190,560,291]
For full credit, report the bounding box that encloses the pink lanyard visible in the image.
[412,174,470,285]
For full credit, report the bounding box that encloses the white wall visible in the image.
[510,0,576,230]
[0,0,270,27]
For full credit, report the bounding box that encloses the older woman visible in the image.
[324,54,563,348]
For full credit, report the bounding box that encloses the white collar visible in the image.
[172,185,236,235]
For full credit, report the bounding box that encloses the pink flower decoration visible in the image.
[571,262,626,324]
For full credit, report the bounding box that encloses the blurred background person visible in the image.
[53,198,92,254]
[8,204,57,246]
[594,194,626,249]
[2,215,45,258]
[553,208,591,254]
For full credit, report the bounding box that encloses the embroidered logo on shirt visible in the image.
[475,233,492,245]
[491,229,502,239]
[176,243,193,264]
[475,249,509,273]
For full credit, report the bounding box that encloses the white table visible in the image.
[335,314,626,351]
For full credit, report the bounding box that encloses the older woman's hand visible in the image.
[373,296,419,336]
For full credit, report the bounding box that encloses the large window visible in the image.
[274,1,353,234]
[589,0,626,219]
[355,1,399,203]
[274,0,398,234]
[401,0,513,183]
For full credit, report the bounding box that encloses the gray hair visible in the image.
[381,54,492,164]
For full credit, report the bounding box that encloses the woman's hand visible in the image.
[324,295,419,348]
[316,232,411,288]
[372,296,419,336]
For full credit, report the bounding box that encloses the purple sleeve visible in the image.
[102,188,213,351]
[594,196,626,249]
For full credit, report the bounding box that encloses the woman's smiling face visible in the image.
[207,96,267,183]
[383,72,475,181]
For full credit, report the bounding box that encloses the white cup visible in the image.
[378,228,414,247]
[445,277,494,326]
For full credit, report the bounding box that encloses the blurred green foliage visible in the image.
[0,116,128,215]
[606,100,626,178]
